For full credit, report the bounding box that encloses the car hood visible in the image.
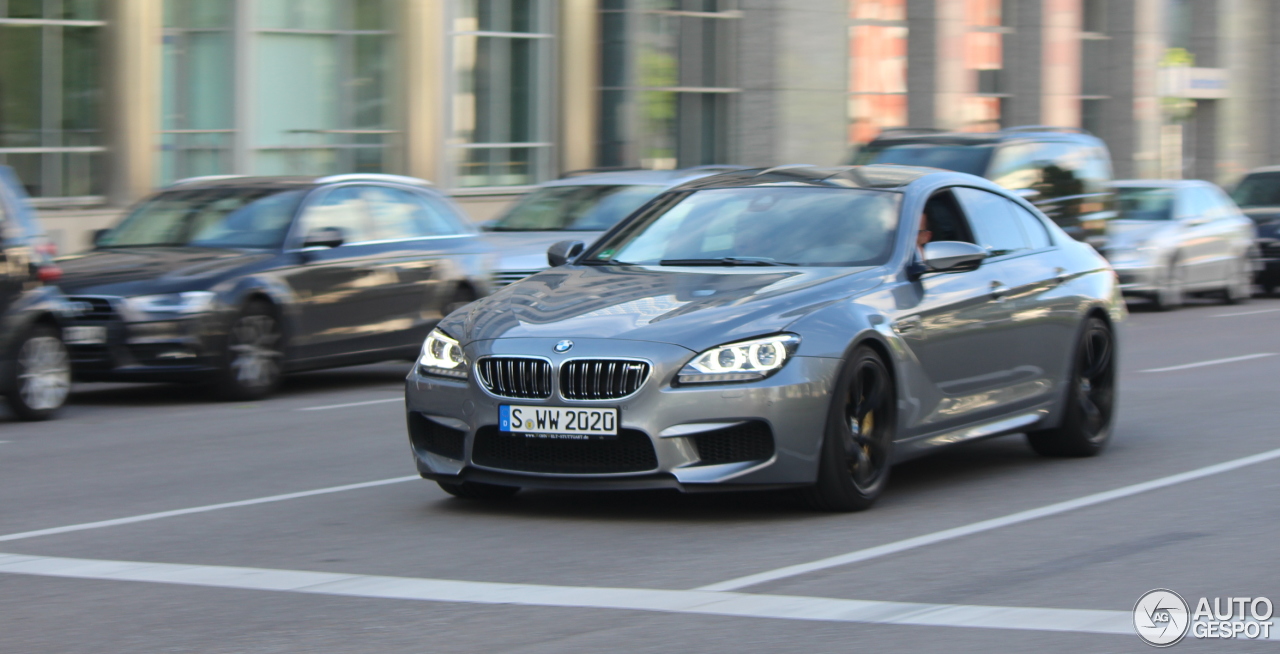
[1104,220,1177,250]
[443,264,882,351]
[54,247,274,296]
[482,231,605,272]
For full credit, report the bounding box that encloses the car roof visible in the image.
[163,173,434,191]
[864,126,1106,149]
[667,164,963,192]
[537,166,751,189]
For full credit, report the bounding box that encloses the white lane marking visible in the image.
[1138,353,1276,373]
[696,446,1280,592]
[297,397,402,411]
[0,476,418,543]
[1211,308,1280,318]
[0,552,1134,636]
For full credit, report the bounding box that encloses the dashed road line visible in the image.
[0,552,1135,637]
[297,397,403,411]
[1138,353,1276,373]
[1211,308,1280,318]
[696,446,1280,592]
[0,476,419,543]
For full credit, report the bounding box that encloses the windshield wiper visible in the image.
[658,257,797,267]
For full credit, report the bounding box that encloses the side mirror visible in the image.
[921,241,989,273]
[1014,188,1042,202]
[91,228,111,246]
[303,227,344,249]
[547,240,586,267]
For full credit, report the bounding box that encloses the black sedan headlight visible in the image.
[417,329,468,379]
[678,334,800,384]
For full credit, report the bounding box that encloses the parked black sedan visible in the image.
[56,174,494,399]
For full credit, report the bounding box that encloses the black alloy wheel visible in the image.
[216,301,283,401]
[805,345,895,512]
[5,324,71,421]
[1026,316,1115,457]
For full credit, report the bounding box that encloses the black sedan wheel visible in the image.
[217,302,283,401]
[1026,316,1115,457]
[805,345,894,512]
[5,324,71,421]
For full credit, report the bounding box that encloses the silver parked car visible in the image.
[1104,180,1255,309]
[406,165,1124,511]
[482,166,746,288]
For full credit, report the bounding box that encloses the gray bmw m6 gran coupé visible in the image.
[405,164,1124,511]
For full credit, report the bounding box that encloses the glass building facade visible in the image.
[0,0,104,204]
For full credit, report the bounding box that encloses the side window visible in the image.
[953,187,1031,256]
[416,193,474,235]
[1179,187,1211,220]
[921,190,975,244]
[988,143,1044,190]
[299,186,375,244]
[361,186,457,240]
[1008,202,1053,249]
[1038,142,1086,199]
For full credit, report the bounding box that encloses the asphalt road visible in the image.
[3,295,1280,653]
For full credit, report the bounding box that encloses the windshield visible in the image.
[1231,172,1280,208]
[855,144,994,176]
[492,184,664,231]
[1113,187,1176,221]
[99,188,306,249]
[586,187,901,267]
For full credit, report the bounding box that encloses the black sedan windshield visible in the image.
[587,187,901,267]
[1232,172,1280,208]
[491,184,664,231]
[98,187,305,249]
[854,144,994,176]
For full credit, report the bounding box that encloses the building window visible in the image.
[849,0,907,145]
[1080,1,1109,136]
[0,0,105,205]
[160,0,393,184]
[162,0,234,182]
[964,0,1010,131]
[449,0,554,188]
[598,0,740,170]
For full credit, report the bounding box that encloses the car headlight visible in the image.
[418,329,468,379]
[678,334,800,384]
[122,291,216,318]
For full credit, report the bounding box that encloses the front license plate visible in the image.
[64,325,106,345]
[500,405,618,439]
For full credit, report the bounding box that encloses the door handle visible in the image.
[893,315,922,336]
[990,280,1009,300]
[1054,267,1069,285]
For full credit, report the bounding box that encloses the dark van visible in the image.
[852,126,1115,245]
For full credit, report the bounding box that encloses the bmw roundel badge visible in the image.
[554,340,574,353]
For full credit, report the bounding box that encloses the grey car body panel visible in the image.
[410,165,1124,490]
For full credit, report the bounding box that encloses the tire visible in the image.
[442,285,477,318]
[215,301,283,401]
[1026,316,1116,457]
[1223,256,1252,304]
[437,480,520,500]
[1151,259,1183,311]
[4,324,71,421]
[803,345,895,512]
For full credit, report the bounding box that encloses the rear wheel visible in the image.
[216,301,283,401]
[437,480,520,500]
[1026,317,1115,457]
[1223,255,1252,304]
[804,346,895,512]
[5,324,70,421]
[1151,259,1183,311]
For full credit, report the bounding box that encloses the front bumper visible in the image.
[1107,258,1161,295]
[405,337,841,491]
[63,298,224,382]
